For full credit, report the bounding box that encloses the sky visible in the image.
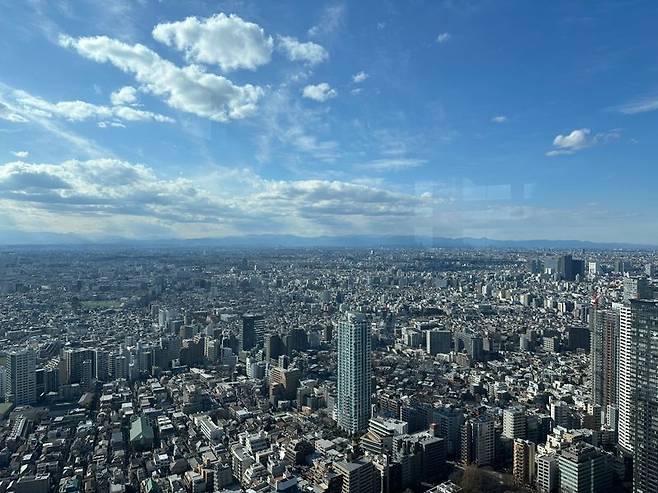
[1,0,658,244]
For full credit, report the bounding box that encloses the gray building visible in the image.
[631,299,658,493]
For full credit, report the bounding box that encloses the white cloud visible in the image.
[152,13,273,72]
[362,158,426,172]
[277,36,328,65]
[98,121,126,128]
[547,128,620,156]
[110,86,138,106]
[0,158,433,237]
[547,128,591,155]
[0,102,28,123]
[302,83,337,102]
[308,4,345,37]
[436,32,451,43]
[491,115,507,123]
[59,34,264,122]
[11,151,29,158]
[352,71,368,83]
[12,90,173,124]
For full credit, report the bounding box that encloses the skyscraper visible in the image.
[5,349,37,405]
[617,304,635,455]
[241,313,265,351]
[337,312,371,435]
[590,308,619,408]
[630,299,658,493]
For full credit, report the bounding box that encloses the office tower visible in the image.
[265,333,285,361]
[426,329,452,355]
[285,327,308,355]
[645,263,656,278]
[557,443,612,493]
[241,313,265,351]
[503,407,527,439]
[623,277,652,301]
[460,415,495,466]
[617,304,635,455]
[5,349,37,405]
[590,308,619,408]
[337,312,372,435]
[567,326,590,351]
[334,459,375,493]
[631,299,658,493]
[513,439,536,486]
[535,453,559,493]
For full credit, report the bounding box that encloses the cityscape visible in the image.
[2,1,658,493]
[0,246,656,493]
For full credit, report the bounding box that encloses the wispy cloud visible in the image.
[308,4,345,37]
[361,158,427,172]
[436,32,451,44]
[612,96,658,115]
[491,115,507,123]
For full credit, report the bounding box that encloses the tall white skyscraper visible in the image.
[618,304,635,455]
[337,312,371,435]
[5,349,37,405]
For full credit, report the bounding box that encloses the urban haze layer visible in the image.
[0,245,656,493]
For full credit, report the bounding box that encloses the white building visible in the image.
[5,349,36,405]
[337,312,372,435]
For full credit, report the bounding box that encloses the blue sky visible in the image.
[1,0,658,243]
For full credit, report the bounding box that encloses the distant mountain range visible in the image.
[0,232,655,250]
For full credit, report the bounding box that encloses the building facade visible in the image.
[337,312,372,435]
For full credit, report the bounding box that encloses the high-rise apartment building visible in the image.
[618,304,635,455]
[590,308,619,408]
[61,348,95,385]
[535,453,559,493]
[337,312,371,435]
[5,349,37,405]
[630,299,658,493]
[503,407,527,439]
[513,439,536,486]
[623,277,652,301]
